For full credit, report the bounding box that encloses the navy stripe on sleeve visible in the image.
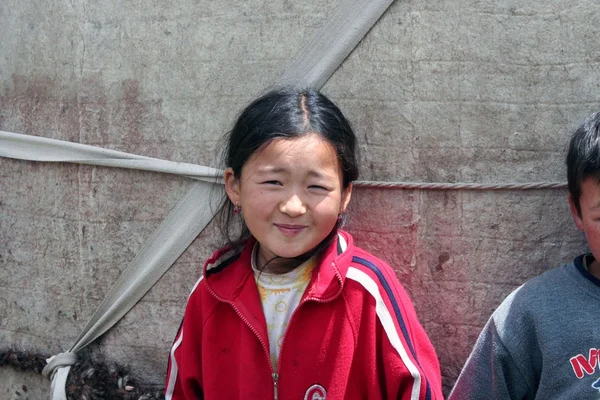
[352,256,432,400]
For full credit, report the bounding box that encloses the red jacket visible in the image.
[165,231,443,399]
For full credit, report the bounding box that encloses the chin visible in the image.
[274,250,306,259]
[270,244,312,259]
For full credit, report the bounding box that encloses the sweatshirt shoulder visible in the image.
[490,263,574,330]
[499,263,572,307]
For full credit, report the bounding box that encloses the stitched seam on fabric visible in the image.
[340,289,359,351]
[489,318,535,395]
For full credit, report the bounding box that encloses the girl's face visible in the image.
[224,134,352,269]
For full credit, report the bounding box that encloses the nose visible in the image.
[279,194,307,217]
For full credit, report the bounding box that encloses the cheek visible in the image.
[312,196,343,218]
[582,222,600,244]
[242,189,276,212]
[587,226,600,239]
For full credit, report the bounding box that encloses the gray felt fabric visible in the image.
[0,1,395,398]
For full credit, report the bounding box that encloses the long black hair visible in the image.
[217,87,359,262]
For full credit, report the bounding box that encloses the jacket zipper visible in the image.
[205,284,278,399]
[272,372,279,400]
[207,262,343,399]
[276,262,344,379]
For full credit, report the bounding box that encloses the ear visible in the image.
[224,167,241,205]
[340,183,353,213]
[568,193,584,231]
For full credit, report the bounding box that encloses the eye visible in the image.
[263,180,282,186]
[309,185,329,190]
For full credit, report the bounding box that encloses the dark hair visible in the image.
[567,111,600,216]
[217,87,359,257]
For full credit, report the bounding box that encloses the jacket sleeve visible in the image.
[164,280,205,400]
[376,265,444,400]
[449,316,532,400]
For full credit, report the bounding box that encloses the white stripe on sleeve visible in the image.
[346,267,422,400]
[165,275,204,399]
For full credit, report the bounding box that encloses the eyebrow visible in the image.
[255,167,331,179]
[255,166,286,174]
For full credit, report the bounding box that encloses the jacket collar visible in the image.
[203,230,355,303]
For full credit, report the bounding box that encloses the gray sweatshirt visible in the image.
[450,255,600,400]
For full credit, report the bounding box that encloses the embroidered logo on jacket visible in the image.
[304,384,327,400]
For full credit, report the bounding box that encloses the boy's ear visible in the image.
[340,183,353,213]
[224,167,241,205]
[568,194,584,231]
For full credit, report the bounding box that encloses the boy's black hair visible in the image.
[216,87,359,259]
[567,111,600,216]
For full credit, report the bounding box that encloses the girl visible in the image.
[165,88,443,400]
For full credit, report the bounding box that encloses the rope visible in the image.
[1,349,164,399]
[353,181,568,191]
[1,130,568,192]
[42,352,77,379]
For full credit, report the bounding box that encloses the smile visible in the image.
[274,223,306,236]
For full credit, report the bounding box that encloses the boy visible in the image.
[450,111,600,399]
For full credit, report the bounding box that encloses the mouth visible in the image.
[274,223,307,236]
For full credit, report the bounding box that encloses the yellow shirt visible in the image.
[251,245,317,370]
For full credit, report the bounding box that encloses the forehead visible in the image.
[245,134,340,171]
[580,177,600,204]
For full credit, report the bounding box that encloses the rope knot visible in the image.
[42,352,77,380]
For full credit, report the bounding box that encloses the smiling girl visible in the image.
[165,88,443,400]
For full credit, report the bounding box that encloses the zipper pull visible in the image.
[272,372,279,400]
